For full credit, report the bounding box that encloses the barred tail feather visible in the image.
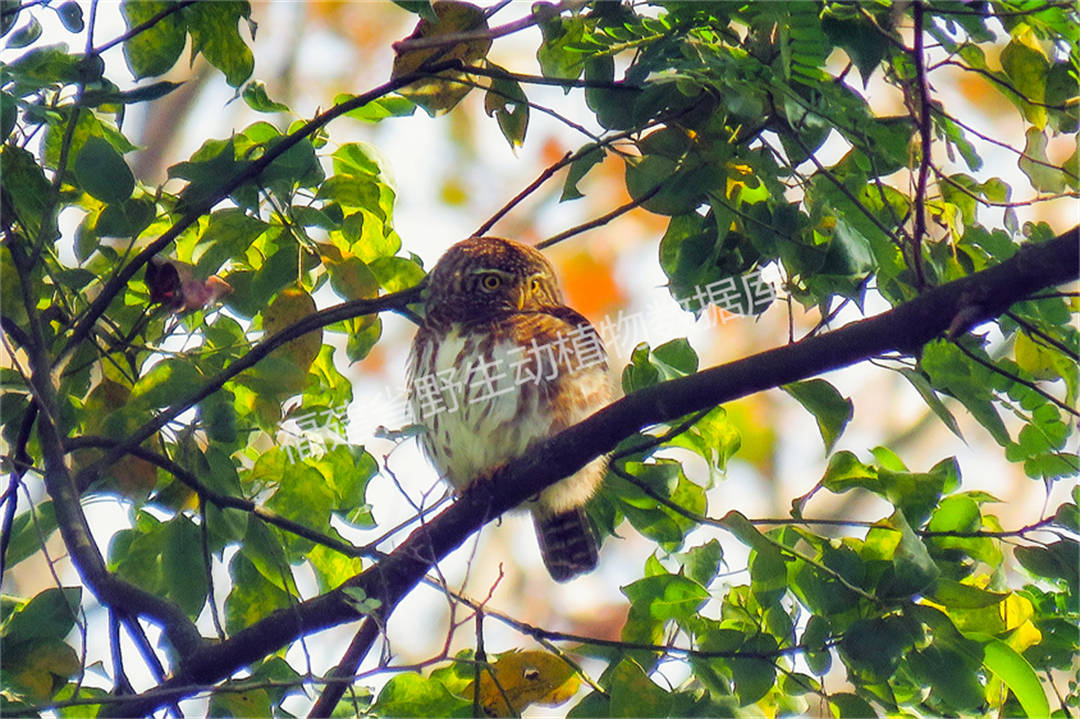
[533,507,599,582]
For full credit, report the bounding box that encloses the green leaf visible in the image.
[1014,540,1079,595]
[675,539,724,587]
[727,633,778,705]
[225,551,292,635]
[242,81,290,113]
[132,359,203,409]
[483,65,529,149]
[802,615,831,675]
[83,80,184,107]
[1018,128,1067,193]
[337,93,417,123]
[561,144,605,201]
[121,0,187,79]
[193,208,268,278]
[73,136,135,204]
[536,14,585,83]
[6,15,41,48]
[621,572,710,623]
[56,2,84,33]
[874,510,940,600]
[161,515,208,617]
[368,256,425,293]
[625,153,723,216]
[896,367,963,439]
[4,502,59,569]
[840,616,913,681]
[2,587,81,643]
[169,138,253,213]
[781,379,853,454]
[186,1,254,88]
[608,659,673,718]
[970,634,1051,719]
[391,0,437,22]
[820,11,886,85]
[1,145,59,242]
[926,578,1006,609]
[371,672,470,718]
[1000,36,1048,129]
[829,693,878,718]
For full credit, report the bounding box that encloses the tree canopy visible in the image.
[1,1,1078,717]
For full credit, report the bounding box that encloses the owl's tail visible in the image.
[533,506,599,582]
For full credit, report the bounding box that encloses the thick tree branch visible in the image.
[112,227,1078,716]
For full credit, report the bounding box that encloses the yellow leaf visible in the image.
[1014,332,1059,380]
[463,650,580,717]
[263,287,322,392]
[1005,619,1043,653]
[391,1,491,116]
[999,592,1034,631]
[9,640,80,701]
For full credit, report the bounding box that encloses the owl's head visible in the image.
[424,236,564,324]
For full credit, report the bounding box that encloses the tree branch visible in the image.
[111,227,1078,716]
[910,1,931,289]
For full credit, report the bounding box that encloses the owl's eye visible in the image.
[530,278,543,294]
[480,274,502,291]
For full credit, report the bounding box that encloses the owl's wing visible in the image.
[508,306,608,366]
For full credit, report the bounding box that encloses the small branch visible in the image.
[199,500,226,641]
[929,107,1080,181]
[932,59,1077,111]
[921,517,1055,538]
[535,184,661,249]
[786,129,903,246]
[935,168,1079,208]
[92,0,198,55]
[928,1,1074,16]
[1005,311,1079,362]
[390,2,577,54]
[0,403,37,576]
[474,150,572,236]
[910,2,931,289]
[66,436,371,558]
[458,62,640,92]
[307,617,381,718]
[953,341,1079,417]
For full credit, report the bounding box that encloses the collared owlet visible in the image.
[407,236,610,581]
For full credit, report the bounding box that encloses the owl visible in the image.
[407,236,611,581]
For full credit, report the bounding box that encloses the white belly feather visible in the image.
[408,325,609,513]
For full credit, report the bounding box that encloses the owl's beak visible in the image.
[515,286,527,310]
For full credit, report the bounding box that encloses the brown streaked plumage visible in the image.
[407,236,611,581]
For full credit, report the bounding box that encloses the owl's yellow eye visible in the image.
[530,278,543,294]
[480,274,501,291]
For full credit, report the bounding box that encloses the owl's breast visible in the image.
[408,324,556,491]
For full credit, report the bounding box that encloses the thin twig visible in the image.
[92,0,198,55]
[953,341,1079,417]
[909,2,931,289]
[536,185,661,249]
[474,151,572,236]
[390,2,577,53]
[1005,311,1079,362]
